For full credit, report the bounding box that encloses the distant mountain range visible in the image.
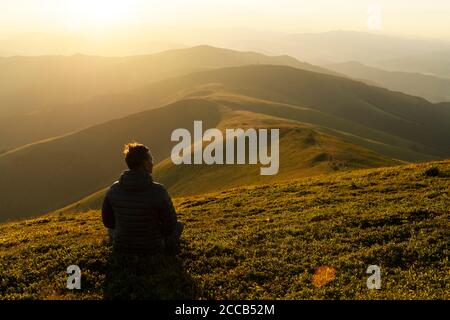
[224,31,450,65]
[4,30,450,65]
[0,46,332,152]
[369,50,450,79]
[326,61,450,103]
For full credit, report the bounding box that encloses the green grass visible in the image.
[0,160,449,300]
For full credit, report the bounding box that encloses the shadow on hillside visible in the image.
[102,241,197,300]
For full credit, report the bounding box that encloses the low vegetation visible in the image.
[0,160,448,299]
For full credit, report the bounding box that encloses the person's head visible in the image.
[123,142,153,173]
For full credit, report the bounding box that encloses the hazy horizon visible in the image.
[1,0,450,46]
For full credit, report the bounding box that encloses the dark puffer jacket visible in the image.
[102,170,177,254]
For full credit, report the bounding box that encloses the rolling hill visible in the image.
[59,108,399,214]
[326,61,450,103]
[0,45,329,119]
[4,62,449,157]
[126,65,450,159]
[0,160,448,299]
[0,98,398,221]
[0,99,221,221]
[1,64,450,221]
[0,46,332,151]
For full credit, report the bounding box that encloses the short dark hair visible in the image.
[123,142,152,169]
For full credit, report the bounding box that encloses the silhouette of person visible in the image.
[102,142,183,255]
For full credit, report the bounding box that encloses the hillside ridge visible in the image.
[38,106,399,217]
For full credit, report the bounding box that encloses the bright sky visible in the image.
[1,0,450,40]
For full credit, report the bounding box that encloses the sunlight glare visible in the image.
[64,0,135,31]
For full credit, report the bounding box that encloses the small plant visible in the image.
[423,166,440,177]
[350,181,359,189]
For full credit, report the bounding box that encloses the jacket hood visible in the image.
[119,170,153,192]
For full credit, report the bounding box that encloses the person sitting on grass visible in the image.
[102,142,183,255]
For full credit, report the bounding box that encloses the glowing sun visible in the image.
[64,0,134,30]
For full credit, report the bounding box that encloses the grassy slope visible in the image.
[203,92,437,162]
[57,108,399,214]
[0,160,448,300]
[154,109,399,196]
